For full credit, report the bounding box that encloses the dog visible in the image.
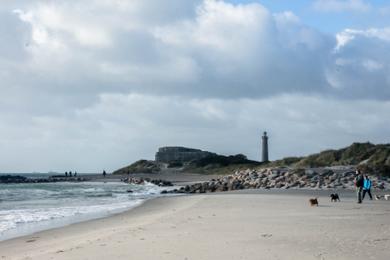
[309,198,319,206]
[330,193,340,202]
[375,195,383,200]
[374,195,390,200]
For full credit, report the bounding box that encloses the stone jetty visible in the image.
[161,167,390,194]
[0,175,89,184]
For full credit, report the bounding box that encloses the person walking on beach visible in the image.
[355,169,364,203]
[362,175,373,200]
[103,170,107,178]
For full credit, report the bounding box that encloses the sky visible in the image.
[0,0,389,173]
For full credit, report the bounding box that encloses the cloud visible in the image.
[313,0,371,13]
[0,0,389,171]
[5,0,331,101]
[3,0,388,104]
[152,1,333,98]
[326,28,390,98]
[335,28,390,50]
[1,93,389,172]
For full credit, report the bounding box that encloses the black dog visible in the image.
[309,198,319,206]
[330,193,340,202]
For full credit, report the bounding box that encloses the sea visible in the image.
[0,173,165,241]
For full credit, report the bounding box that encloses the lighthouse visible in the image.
[261,131,269,162]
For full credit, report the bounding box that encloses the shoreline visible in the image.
[1,190,390,260]
[0,171,219,241]
[0,179,167,242]
[0,195,164,243]
[1,187,388,243]
[0,197,147,243]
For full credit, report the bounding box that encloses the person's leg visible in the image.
[357,188,362,203]
[368,189,373,200]
[362,189,367,200]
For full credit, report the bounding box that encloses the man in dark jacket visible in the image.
[355,170,364,203]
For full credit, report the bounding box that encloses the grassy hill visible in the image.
[182,154,262,174]
[267,142,390,177]
[113,143,390,177]
[113,154,261,175]
[113,160,160,174]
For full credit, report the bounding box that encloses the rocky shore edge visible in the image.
[160,167,390,194]
[121,177,174,187]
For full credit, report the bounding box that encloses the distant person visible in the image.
[103,170,107,178]
[354,169,364,203]
[65,172,68,177]
[74,172,77,177]
[69,171,72,177]
[362,175,373,200]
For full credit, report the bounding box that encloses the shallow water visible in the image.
[0,180,163,241]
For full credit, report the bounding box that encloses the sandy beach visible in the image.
[1,190,390,260]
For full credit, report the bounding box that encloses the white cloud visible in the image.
[5,0,388,101]
[4,0,332,101]
[362,59,383,72]
[313,0,371,13]
[327,27,390,96]
[335,28,390,50]
[1,93,389,172]
[335,29,357,50]
[14,6,111,49]
[0,0,389,171]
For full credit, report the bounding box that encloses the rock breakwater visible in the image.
[0,175,89,184]
[162,167,390,194]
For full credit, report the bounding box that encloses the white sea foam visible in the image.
[0,181,165,241]
[0,200,142,233]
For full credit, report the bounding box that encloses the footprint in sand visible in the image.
[26,236,40,243]
[315,252,326,260]
[373,238,390,243]
[261,234,273,238]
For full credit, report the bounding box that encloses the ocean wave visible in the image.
[0,200,143,234]
[0,181,165,240]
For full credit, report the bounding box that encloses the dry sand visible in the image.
[1,191,390,260]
